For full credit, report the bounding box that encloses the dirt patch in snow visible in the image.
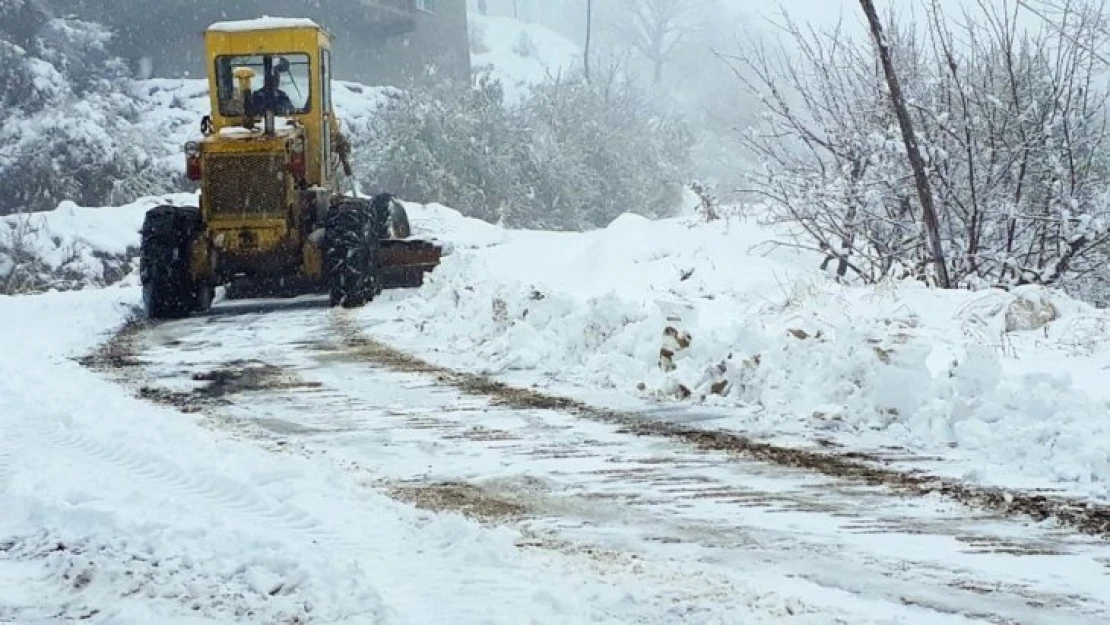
[328,314,1110,538]
[74,311,149,370]
[389,481,528,523]
[122,361,322,415]
[81,321,321,415]
[191,360,323,399]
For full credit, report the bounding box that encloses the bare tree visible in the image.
[724,0,1110,297]
[1016,0,1110,64]
[620,0,707,85]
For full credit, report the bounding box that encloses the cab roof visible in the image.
[207,16,321,33]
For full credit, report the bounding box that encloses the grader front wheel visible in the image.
[323,197,387,308]
[139,205,206,320]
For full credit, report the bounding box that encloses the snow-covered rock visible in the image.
[1004,286,1060,332]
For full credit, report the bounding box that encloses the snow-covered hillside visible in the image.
[468,13,581,103]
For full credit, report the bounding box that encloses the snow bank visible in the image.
[363,206,1110,502]
[0,193,197,294]
[469,13,581,103]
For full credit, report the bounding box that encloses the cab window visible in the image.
[215,53,312,117]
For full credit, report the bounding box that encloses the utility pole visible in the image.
[858,0,951,288]
[584,0,593,81]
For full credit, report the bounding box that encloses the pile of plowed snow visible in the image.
[358,206,1110,503]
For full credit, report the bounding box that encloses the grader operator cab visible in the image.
[139,17,442,319]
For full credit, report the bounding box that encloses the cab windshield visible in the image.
[215,53,312,117]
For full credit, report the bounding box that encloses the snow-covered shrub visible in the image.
[360,70,692,230]
[0,194,186,295]
[33,14,129,95]
[0,16,179,216]
[520,71,691,228]
[355,74,530,225]
[730,2,1110,301]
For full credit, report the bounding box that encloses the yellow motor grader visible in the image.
[139,16,441,319]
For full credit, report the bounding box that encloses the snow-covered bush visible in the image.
[354,74,531,225]
[730,2,1110,302]
[0,209,135,295]
[520,71,691,228]
[0,15,179,216]
[358,70,692,230]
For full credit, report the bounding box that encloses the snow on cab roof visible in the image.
[207,16,320,33]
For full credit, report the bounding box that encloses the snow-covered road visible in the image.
[48,292,1110,624]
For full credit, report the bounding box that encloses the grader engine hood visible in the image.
[200,132,297,222]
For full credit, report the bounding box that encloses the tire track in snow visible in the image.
[0,408,27,523]
[35,417,346,549]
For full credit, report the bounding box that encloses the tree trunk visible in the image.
[858,0,951,288]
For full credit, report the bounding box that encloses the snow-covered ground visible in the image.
[6,191,1109,507]
[81,289,1110,625]
[12,275,1088,623]
[3,289,816,624]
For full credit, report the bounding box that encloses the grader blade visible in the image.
[379,239,442,289]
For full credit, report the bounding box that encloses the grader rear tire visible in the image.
[324,197,387,308]
[388,199,411,239]
[139,205,203,320]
